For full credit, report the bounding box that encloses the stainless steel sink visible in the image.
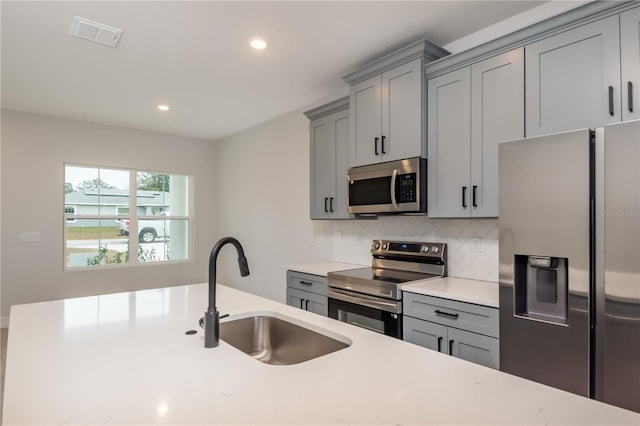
[220,312,351,365]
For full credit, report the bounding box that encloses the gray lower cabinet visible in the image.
[304,98,351,220]
[286,271,327,316]
[621,7,640,122]
[525,15,622,136]
[403,292,499,369]
[427,48,524,218]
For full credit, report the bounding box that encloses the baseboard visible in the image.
[1,316,9,328]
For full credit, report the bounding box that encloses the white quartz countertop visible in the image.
[402,276,500,308]
[4,283,638,425]
[286,261,366,277]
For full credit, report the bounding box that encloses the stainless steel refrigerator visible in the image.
[498,120,639,413]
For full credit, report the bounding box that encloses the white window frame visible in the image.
[64,163,193,270]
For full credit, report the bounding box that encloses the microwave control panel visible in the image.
[397,173,417,203]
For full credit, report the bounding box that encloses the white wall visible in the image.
[212,108,333,303]
[0,110,218,319]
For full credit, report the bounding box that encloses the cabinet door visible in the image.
[448,327,500,370]
[381,58,423,162]
[621,7,640,121]
[427,67,472,218]
[470,48,524,217]
[350,75,382,167]
[310,116,333,219]
[332,110,351,219]
[285,287,327,316]
[403,316,447,354]
[286,287,306,310]
[303,291,328,316]
[525,16,621,137]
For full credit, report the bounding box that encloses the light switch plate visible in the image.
[19,232,41,242]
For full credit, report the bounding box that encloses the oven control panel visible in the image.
[371,240,446,260]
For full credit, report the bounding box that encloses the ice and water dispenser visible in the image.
[514,255,568,325]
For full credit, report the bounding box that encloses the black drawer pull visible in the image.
[608,85,614,116]
[299,280,313,286]
[381,135,386,154]
[300,298,305,309]
[629,81,634,112]
[449,339,454,355]
[437,336,443,353]
[435,309,459,319]
[374,137,379,155]
[329,197,334,212]
[305,299,310,310]
[324,197,329,213]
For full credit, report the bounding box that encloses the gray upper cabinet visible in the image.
[621,7,640,122]
[427,67,471,218]
[344,39,449,168]
[305,98,351,220]
[428,48,524,218]
[525,16,621,137]
[349,58,423,167]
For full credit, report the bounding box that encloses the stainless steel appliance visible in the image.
[328,240,446,338]
[499,120,640,413]
[347,157,426,214]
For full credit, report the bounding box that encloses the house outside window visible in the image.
[64,164,191,269]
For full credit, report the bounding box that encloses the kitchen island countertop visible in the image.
[3,283,638,425]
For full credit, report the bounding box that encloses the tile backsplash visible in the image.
[332,216,499,282]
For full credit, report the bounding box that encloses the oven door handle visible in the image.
[390,168,399,211]
[328,289,401,314]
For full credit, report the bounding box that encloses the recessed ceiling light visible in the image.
[157,105,170,111]
[250,39,267,50]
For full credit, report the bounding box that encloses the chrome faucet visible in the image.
[204,237,250,348]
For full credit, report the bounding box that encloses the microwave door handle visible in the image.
[390,169,399,211]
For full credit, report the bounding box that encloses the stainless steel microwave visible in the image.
[347,157,426,214]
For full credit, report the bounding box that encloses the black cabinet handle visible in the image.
[381,136,386,154]
[300,298,305,309]
[324,197,329,213]
[629,81,634,112]
[437,336,443,353]
[472,185,478,208]
[449,339,454,355]
[462,186,467,209]
[609,85,614,116]
[305,299,310,310]
[374,137,379,155]
[329,197,334,212]
[299,281,313,286]
[435,309,459,319]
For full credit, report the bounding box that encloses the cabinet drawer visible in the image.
[403,293,499,338]
[287,271,327,296]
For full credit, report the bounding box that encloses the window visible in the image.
[64,164,191,269]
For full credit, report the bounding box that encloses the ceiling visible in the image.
[2,1,564,141]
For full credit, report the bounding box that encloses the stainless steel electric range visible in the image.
[327,240,447,338]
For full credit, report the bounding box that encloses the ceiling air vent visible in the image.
[70,16,123,48]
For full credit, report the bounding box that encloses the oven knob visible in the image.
[422,246,429,253]
[374,242,380,249]
[431,246,440,254]
[382,243,388,250]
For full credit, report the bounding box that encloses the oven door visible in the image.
[327,289,402,338]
